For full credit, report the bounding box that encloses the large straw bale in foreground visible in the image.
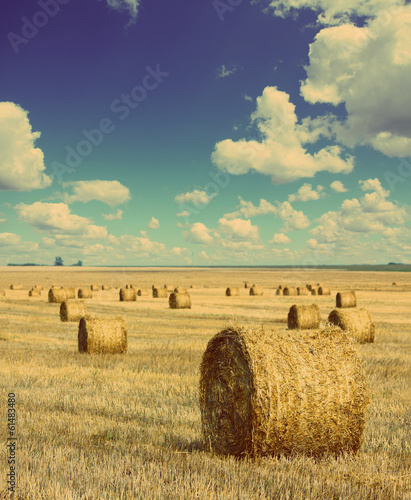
[283,287,297,296]
[174,287,187,294]
[60,301,87,322]
[153,287,168,298]
[78,288,93,299]
[288,304,321,329]
[78,316,127,354]
[297,287,309,296]
[119,288,136,301]
[48,288,67,303]
[169,292,191,309]
[10,284,23,290]
[318,286,331,296]
[328,308,375,344]
[200,326,368,458]
[226,287,240,296]
[336,291,357,308]
[249,285,263,296]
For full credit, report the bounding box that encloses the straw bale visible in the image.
[119,288,136,301]
[78,316,127,354]
[174,287,188,294]
[226,287,240,296]
[311,288,318,296]
[249,285,263,296]
[244,282,252,289]
[392,282,397,286]
[48,288,67,303]
[164,284,174,292]
[29,288,41,297]
[78,288,93,299]
[153,287,168,298]
[65,287,76,299]
[137,289,149,296]
[10,284,23,290]
[297,287,309,296]
[60,301,87,322]
[200,325,368,458]
[102,285,110,290]
[275,288,282,296]
[288,304,321,329]
[90,285,100,291]
[328,308,375,344]
[283,287,297,296]
[318,286,331,296]
[169,292,191,309]
[336,291,357,308]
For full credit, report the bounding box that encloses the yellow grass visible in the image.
[0,267,410,499]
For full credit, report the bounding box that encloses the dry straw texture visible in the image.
[153,287,168,298]
[169,292,192,309]
[226,287,240,296]
[283,287,298,296]
[288,304,321,329]
[275,288,282,296]
[48,288,67,303]
[28,288,41,297]
[297,287,309,296]
[10,284,23,290]
[318,286,331,296]
[137,289,148,296]
[78,316,127,354]
[249,285,263,296]
[119,288,136,302]
[336,291,357,308]
[65,287,76,299]
[328,308,375,344]
[78,288,93,299]
[174,287,188,294]
[60,301,87,322]
[90,285,100,291]
[200,325,368,458]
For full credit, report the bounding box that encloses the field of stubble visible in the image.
[0,266,410,500]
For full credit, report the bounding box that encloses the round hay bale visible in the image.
[328,308,375,344]
[78,316,127,354]
[249,285,263,296]
[275,288,282,296]
[174,287,188,294]
[153,287,168,298]
[306,284,313,291]
[200,325,368,458]
[336,291,357,308]
[392,282,397,286]
[169,292,191,309]
[102,285,110,290]
[78,288,93,299]
[137,289,148,296]
[283,287,297,296]
[164,284,174,292]
[297,287,309,296]
[90,284,100,291]
[318,286,331,296]
[60,301,87,322]
[244,282,252,289]
[119,288,136,301]
[311,288,318,296]
[10,284,23,290]
[65,287,76,299]
[288,304,321,329]
[48,288,67,303]
[28,288,41,297]
[226,287,240,296]
[152,284,159,290]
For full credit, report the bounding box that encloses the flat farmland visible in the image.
[0,267,410,499]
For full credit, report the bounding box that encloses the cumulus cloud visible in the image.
[109,233,166,256]
[224,197,277,219]
[330,180,347,193]
[15,202,107,238]
[175,189,216,207]
[102,209,123,221]
[0,233,21,246]
[63,180,131,207]
[218,218,260,241]
[187,222,214,245]
[216,64,238,79]
[301,6,411,157]
[270,233,291,245]
[0,102,51,191]
[267,0,405,25]
[288,183,324,202]
[199,250,209,259]
[148,217,160,229]
[212,86,354,184]
[105,0,141,22]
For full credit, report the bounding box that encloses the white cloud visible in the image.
[186,222,214,245]
[288,183,324,202]
[301,6,411,157]
[270,233,291,245]
[218,218,260,241]
[244,95,253,102]
[0,102,51,191]
[148,217,160,229]
[212,86,354,184]
[278,201,311,231]
[102,209,123,221]
[175,189,216,207]
[267,0,405,25]
[111,234,166,256]
[199,250,209,259]
[63,180,131,207]
[15,202,107,238]
[216,64,238,79]
[330,180,347,193]
[0,233,21,246]
[224,197,277,219]
[176,210,190,218]
[105,0,141,22]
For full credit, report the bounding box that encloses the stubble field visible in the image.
[0,267,410,499]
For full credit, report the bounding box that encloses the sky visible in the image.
[0,0,410,266]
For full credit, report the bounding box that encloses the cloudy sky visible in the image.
[0,0,410,266]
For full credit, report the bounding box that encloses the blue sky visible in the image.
[0,0,410,265]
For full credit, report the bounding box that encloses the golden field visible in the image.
[0,266,410,499]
